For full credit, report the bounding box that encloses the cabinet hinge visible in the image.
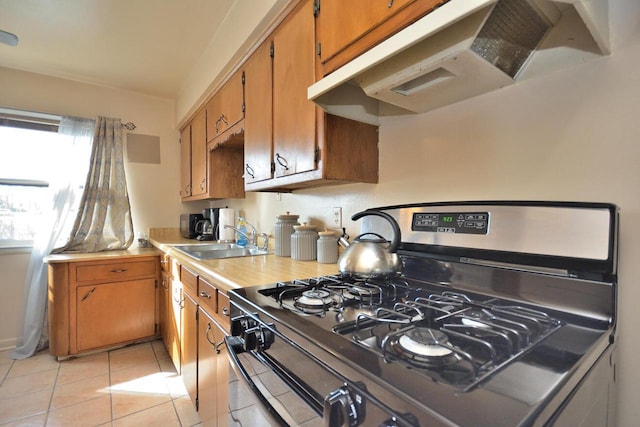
[154,279,158,288]
[154,323,158,334]
[313,0,320,17]
[315,146,321,164]
[317,42,321,57]
[195,396,199,411]
[270,41,274,58]
[242,71,245,85]
[195,310,199,321]
[271,161,276,174]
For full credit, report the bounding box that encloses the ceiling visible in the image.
[0,0,237,99]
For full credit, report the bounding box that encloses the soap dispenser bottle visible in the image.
[236,216,248,247]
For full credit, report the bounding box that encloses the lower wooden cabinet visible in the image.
[48,255,160,359]
[198,307,229,425]
[182,290,199,406]
[160,266,182,372]
[159,258,230,424]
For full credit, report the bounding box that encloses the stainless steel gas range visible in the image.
[225,201,618,426]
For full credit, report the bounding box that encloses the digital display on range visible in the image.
[412,212,489,234]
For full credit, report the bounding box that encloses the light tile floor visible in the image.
[0,340,201,426]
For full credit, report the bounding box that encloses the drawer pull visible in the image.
[110,268,128,273]
[199,290,211,299]
[222,306,229,317]
[81,287,96,302]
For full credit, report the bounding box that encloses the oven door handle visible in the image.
[225,336,290,426]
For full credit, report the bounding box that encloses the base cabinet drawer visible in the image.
[75,259,157,283]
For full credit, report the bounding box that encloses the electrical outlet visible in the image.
[333,207,342,228]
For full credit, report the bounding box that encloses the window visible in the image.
[0,109,90,248]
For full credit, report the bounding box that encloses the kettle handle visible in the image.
[351,210,401,253]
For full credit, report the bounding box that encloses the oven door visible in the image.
[225,331,399,427]
[226,335,322,426]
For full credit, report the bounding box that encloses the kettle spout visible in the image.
[338,230,350,249]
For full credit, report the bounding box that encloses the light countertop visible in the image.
[43,228,340,293]
[150,227,340,293]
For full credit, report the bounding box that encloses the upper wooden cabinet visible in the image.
[244,0,379,192]
[206,70,245,142]
[179,125,191,198]
[180,74,246,201]
[243,39,274,185]
[180,109,207,200]
[315,0,448,76]
[272,0,318,179]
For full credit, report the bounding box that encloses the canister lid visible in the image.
[293,222,317,231]
[277,211,299,220]
[318,229,337,237]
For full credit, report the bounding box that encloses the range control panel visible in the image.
[412,212,489,234]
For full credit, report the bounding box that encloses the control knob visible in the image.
[230,314,258,337]
[243,325,275,351]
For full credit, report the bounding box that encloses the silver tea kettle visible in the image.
[338,210,401,279]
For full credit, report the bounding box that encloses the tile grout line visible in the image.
[43,356,62,426]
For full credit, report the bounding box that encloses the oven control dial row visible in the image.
[243,325,275,351]
[230,313,259,337]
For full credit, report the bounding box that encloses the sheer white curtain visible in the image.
[53,116,134,253]
[10,116,94,359]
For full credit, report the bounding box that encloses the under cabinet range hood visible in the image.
[308,0,610,125]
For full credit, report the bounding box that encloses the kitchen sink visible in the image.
[172,243,270,260]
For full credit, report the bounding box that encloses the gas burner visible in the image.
[383,327,461,368]
[460,310,492,328]
[344,284,382,301]
[294,289,334,313]
[399,328,453,357]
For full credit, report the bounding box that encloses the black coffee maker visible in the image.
[196,208,220,241]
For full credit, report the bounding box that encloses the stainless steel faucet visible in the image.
[223,224,269,251]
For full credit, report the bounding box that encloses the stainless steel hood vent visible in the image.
[308,0,610,125]
[470,0,551,78]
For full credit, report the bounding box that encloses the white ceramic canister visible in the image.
[275,212,300,257]
[317,230,339,264]
[291,223,318,261]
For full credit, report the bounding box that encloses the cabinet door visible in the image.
[170,276,182,372]
[76,279,156,352]
[244,39,274,184]
[182,291,198,407]
[273,0,317,177]
[198,308,228,425]
[161,271,181,371]
[316,0,447,75]
[191,109,208,197]
[206,70,245,141]
[179,125,191,197]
